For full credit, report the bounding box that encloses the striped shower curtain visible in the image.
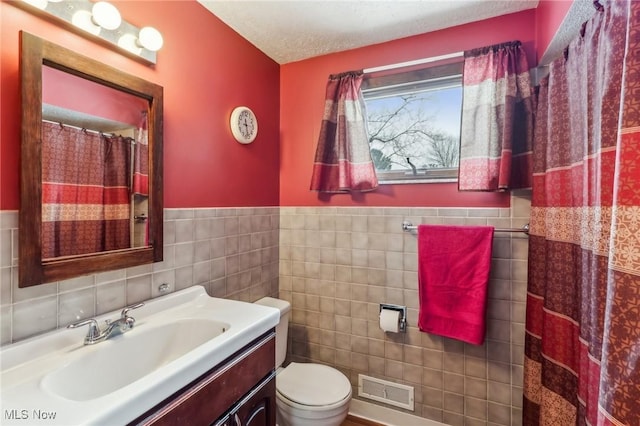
[458,41,534,191]
[523,0,640,424]
[42,122,131,258]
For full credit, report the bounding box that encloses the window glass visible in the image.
[362,63,463,183]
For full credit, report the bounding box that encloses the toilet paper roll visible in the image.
[379,309,400,333]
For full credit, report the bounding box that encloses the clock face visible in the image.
[230,107,258,144]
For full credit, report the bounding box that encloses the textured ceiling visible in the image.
[198,0,539,64]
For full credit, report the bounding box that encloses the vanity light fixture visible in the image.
[138,27,164,52]
[14,0,163,64]
[91,1,121,30]
[118,26,164,55]
[72,9,101,35]
[117,33,142,55]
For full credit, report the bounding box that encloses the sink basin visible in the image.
[41,318,229,401]
[0,286,279,425]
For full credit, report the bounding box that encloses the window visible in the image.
[362,62,463,183]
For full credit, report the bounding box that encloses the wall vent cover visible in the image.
[357,374,414,411]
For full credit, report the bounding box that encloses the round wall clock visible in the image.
[230,106,258,144]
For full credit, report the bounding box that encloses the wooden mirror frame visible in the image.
[19,31,163,287]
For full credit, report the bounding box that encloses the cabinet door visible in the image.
[131,332,275,426]
[230,373,276,426]
[213,414,231,426]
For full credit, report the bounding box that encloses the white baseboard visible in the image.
[348,399,447,426]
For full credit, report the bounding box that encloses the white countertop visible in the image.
[0,286,279,425]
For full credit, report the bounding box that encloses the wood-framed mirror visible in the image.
[19,31,163,287]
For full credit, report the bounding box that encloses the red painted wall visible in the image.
[43,66,148,127]
[2,4,572,211]
[279,10,538,207]
[535,0,574,64]
[0,0,280,210]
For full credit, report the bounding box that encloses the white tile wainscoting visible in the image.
[0,194,531,426]
[0,207,280,343]
[279,197,531,426]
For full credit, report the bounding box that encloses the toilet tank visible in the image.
[254,297,290,368]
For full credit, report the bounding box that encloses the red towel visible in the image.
[417,224,494,345]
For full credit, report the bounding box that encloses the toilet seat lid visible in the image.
[276,362,351,406]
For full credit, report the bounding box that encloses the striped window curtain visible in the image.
[524,0,640,424]
[310,71,378,192]
[41,122,131,258]
[458,41,534,191]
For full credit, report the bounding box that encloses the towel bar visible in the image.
[401,221,529,235]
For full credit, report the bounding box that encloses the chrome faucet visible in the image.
[68,302,144,345]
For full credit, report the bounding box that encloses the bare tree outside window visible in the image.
[363,77,462,182]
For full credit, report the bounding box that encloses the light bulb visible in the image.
[118,33,142,55]
[138,27,163,52]
[72,10,101,35]
[91,1,121,30]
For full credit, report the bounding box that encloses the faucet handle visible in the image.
[67,318,101,344]
[120,302,144,318]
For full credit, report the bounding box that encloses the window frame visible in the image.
[362,61,463,184]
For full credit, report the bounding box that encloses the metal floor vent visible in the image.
[357,374,414,411]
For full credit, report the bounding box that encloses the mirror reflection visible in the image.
[19,31,163,288]
[41,66,150,259]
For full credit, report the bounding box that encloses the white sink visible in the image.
[41,318,229,401]
[0,286,279,425]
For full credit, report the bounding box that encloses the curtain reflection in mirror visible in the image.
[41,121,137,258]
[133,113,149,246]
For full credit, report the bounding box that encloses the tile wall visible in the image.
[0,207,279,344]
[1,198,531,426]
[279,194,531,426]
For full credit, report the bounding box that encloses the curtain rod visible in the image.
[363,51,463,74]
[42,119,133,141]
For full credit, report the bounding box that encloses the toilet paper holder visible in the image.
[379,303,407,332]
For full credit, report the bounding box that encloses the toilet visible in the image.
[255,297,352,426]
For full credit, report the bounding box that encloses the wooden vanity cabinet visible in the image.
[214,373,276,426]
[131,331,276,426]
